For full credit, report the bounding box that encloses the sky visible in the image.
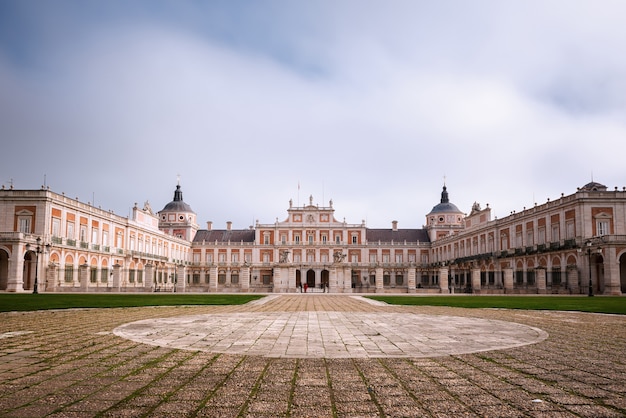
[1,1,625,231]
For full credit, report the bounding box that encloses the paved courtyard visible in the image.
[0,295,625,417]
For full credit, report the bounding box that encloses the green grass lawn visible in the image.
[0,293,265,312]
[367,295,626,315]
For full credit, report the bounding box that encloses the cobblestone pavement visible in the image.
[0,295,625,417]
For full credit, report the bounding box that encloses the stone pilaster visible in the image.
[536,267,547,294]
[176,265,186,292]
[407,268,416,293]
[144,264,154,290]
[79,264,90,290]
[471,268,481,293]
[375,267,384,293]
[439,267,449,294]
[503,268,514,293]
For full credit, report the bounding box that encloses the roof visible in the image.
[579,181,607,192]
[427,185,463,215]
[193,229,255,243]
[160,184,195,213]
[366,228,430,243]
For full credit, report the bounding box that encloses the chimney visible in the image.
[392,220,398,231]
[206,221,212,231]
[226,221,232,231]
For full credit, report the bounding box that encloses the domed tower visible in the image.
[426,184,465,241]
[158,182,198,241]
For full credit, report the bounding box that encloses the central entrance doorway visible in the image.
[306,269,315,288]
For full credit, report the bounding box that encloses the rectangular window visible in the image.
[244,253,251,263]
[369,254,377,263]
[80,225,87,242]
[90,267,97,283]
[52,218,61,237]
[281,234,286,244]
[551,225,559,242]
[206,253,213,263]
[335,235,341,244]
[295,235,300,244]
[538,228,545,245]
[264,235,270,245]
[382,254,390,263]
[308,235,314,244]
[352,235,358,244]
[395,254,403,263]
[232,253,239,263]
[321,235,327,243]
[67,222,75,239]
[351,254,358,263]
[597,221,609,236]
[566,222,575,239]
[294,254,301,263]
[129,269,135,283]
[219,253,226,262]
[19,218,31,234]
[64,265,74,283]
[193,253,200,263]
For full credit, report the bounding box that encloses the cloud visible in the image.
[1,1,625,229]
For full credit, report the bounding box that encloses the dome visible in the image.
[160,184,195,213]
[427,185,462,215]
[579,181,607,192]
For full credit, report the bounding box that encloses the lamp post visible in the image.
[25,237,50,294]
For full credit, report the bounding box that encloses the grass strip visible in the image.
[0,293,264,312]
[366,295,626,314]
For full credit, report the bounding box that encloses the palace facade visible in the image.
[1,181,625,295]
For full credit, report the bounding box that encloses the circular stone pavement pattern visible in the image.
[114,311,548,358]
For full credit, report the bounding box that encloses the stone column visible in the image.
[375,267,384,293]
[241,266,251,292]
[209,266,218,292]
[407,268,416,293]
[144,264,154,290]
[603,247,622,295]
[536,267,547,294]
[79,264,90,290]
[566,265,579,294]
[503,267,514,293]
[6,244,26,292]
[46,263,58,292]
[471,268,481,293]
[112,264,122,291]
[439,267,449,294]
[176,265,186,292]
[327,268,334,293]
[344,267,353,292]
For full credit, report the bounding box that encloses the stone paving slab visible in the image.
[0,294,625,417]
[113,311,548,358]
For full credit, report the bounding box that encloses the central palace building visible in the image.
[1,181,625,295]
